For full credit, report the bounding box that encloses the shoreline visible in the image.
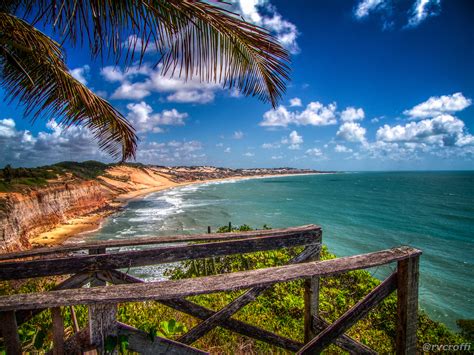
[29,172,328,248]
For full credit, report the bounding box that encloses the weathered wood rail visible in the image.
[0,225,421,354]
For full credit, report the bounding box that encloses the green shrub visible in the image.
[0,224,468,354]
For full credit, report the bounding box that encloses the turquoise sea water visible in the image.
[81,171,474,329]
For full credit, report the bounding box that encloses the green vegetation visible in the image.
[0,161,109,192]
[0,224,467,353]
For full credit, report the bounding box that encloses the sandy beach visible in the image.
[28,170,324,248]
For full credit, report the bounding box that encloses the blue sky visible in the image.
[1,0,473,170]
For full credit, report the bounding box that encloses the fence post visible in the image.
[304,233,322,343]
[396,255,420,355]
[88,248,118,352]
[0,311,21,354]
[51,307,64,355]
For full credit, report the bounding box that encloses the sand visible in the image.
[28,171,324,248]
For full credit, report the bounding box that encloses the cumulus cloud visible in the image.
[102,64,220,103]
[262,142,281,149]
[334,144,353,153]
[224,147,231,153]
[341,107,365,122]
[305,148,323,157]
[0,119,106,167]
[407,0,441,27]
[232,0,300,54]
[281,130,303,150]
[289,97,302,107]
[404,92,471,119]
[0,119,16,138]
[126,101,188,133]
[243,152,255,157]
[376,114,474,147]
[136,140,205,165]
[70,65,90,85]
[233,130,244,139]
[354,0,386,18]
[354,0,442,28]
[260,101,337,127]
[337,122,367,143]
[271,155,283,160]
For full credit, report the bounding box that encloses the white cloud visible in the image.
[101,65,151,83]
[408,0,441,27]
[122,34,158,53]
[297,102,338,126]
[224,147,231,153]
[337,122,367,143]
[216,143,224,147]
[261,105,293,127]
[0,119,106,166]
[260,101,337,127]
[126,101,188,133]
[271,155,283,160]
[341,107,365,122]
[281,130,303,150]
[233,131,244,139]
[70,65,90,85]
[289,97,302,107]
[376,114,474,147]
[166,90,215,104]
[404,92,471,119]
[0,119,16,138]
[354,0,442,28]
[354,0,386,18]
[334,144,353,153]
[232,0,300,54]
[243,152,255,157]
[305,148,323,157]
[104,64,220,103]
[136,140,205,165]
[262,142,280,149]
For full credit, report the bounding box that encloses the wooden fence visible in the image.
[0,225,421,354]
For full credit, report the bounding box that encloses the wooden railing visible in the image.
[0,225,421,354]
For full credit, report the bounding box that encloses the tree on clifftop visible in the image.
[0,0,290,161]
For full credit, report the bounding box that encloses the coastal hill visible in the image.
[0,161,324,252]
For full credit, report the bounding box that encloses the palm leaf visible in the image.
[16,0,291,106]
[0,12,137,161]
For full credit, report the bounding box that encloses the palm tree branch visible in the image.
[0,12,138,161]
[16,0,290,106]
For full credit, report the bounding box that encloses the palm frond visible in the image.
[17,0,290,106]
[0,13,137,161]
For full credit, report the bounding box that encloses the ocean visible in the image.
[81,171,474,329]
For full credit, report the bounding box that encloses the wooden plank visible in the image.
[97,270,303,352]
[313,316,377,354]
[163,299,303,352]
[178,245,321,345]
[0,231,321,281]
[87,248,117,352]
[304,246,321,343]
[15,272,93,327]
[0,225,321,261]
[396,256,420,355]
[88,304,117,351]
[0,311,21,354]
[0,247,420,311]
[297,272,398,354]
[117,322,208,354]
[51,307,65,355]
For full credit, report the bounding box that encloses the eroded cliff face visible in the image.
[0,181,108,252]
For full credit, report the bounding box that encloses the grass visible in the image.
[0,161,109,192]
[0,224,468,353]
